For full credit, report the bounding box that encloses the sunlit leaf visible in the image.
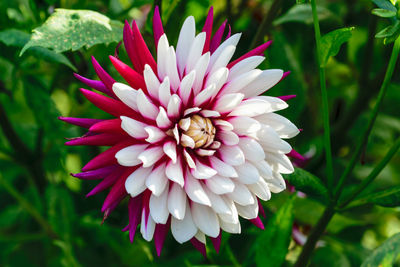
[255,196,294,267]
[20,9,123,55]
[0,29,76,70]
[372,0,397,12]
[361,233,400,267]
[372,8,397,17]
[319,27,354,67]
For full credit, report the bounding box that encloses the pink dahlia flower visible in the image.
[61,7,300,256]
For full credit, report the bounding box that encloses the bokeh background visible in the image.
[0,0,399,266]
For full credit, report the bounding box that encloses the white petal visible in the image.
[229,116,261,135]
[223,69,262,95]
[205,175,235,194]
[230,97,286,117]
[227,180,255,206]
[209,156,238,177]
[163,141,177,163]
[255,113,299,138]
[171,202,197,243]
[179,70,195,105]
[165,47,181,91]
[192,52,211,94]
[168,182,186,219]
[213,119,234,131]
[191,202,220,238]
[120,116,148,139]
[149,183,169,224]
[219,196,239,224]
[227,56,265,82]
[208,45,236,76]
[254,96,289,112]
[181,134,195,149]
[242,69,283,98]
[196,149,216,157]
[141,210,156,241]
[248,179,271,201]
[203,186,232,215]
[186,32,206,73]
[194,84,217,106]
[156,106,172,128]
[115,144,148,167]
[204,67,229,97]
[238,137,265,162]
[194,231,206,244]
[137,89,158,120]
[112,83,138,111]
[157,34,170,80]
[213,93,244,114]
[185,173,211,206]
[166,158,185,186]
[265,172,286,193]
[217,130,239,146]
[235,161,261,184]
[200,110,220,117]
[183,149,196,169]
[145,126,166,143]
[266,153,294,174]
[138,146,164,168]
[184,107,202,116]
[191,159,217,179]
[125,167,153,197]
[146,163,168,196]
[208,33,241,73]
[167,94,182,119]
[158,77,171,108]
[219,145,245,166]
[176,16,196,77]
[143,64,160,100]
[235,195,258,219]
[219,218,241,234]
[257,125,292,154]
[253,160,273,178]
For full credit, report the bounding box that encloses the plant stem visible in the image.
[0,174,58,239]
[294,204,336,267]
[249,0,284,49]
[334,36,400,199]
[310,0,334,191]
[339,137,400,208]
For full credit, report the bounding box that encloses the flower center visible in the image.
[179,115,216,149]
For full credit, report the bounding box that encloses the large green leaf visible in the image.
[372,0,397,13]
[284,168,329,203]
[255,197,294,267]
[21,9,123,55]
[371,8,397,18]
[273,4,335,25]
[350,186,400,208]
[319,27,355,67]
[361,233,400,267]
[0,29,76,70]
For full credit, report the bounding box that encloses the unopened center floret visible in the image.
[179,115,216,149]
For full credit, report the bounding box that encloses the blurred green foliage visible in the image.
[0,0,399,266]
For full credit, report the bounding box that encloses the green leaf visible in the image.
[372,0,397,13]
[372,8,397,17]
[0,29,76,71]
[361,233,400,267]
[319,27,355,67]
[255,197,294,267]
[350,185,400,208]
[21,9,123,55]
[274,4,335,25]
[284,168,329,203]
[376,21,400,38]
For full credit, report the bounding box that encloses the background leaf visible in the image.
[319,27,354,67]
[349,186,400,208]
[20,9,123,54]
[255,197,295,267]
[361,233,400,267]
[371,8,397,18]
[372,0,397,12]
[273,4,335,25]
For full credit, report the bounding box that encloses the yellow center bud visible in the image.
[179,115,216,148]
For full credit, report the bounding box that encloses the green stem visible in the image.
[311,0,334,191]
[339,137,400,208]
[334,36,400,199]
[294,204,336,267]
[0,174,58,239]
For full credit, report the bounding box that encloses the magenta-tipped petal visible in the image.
[128,195,143,242]
[190,237,207,258]
[91,56,116,96]
[86,168,124,197]
[210,20,227,54]
[202,7,214,53]
[227,41,272,68]
[72,165,118,180]
[109,56,146,90]
[287,149,305,160]
[131,20,157,72]
[154,221,170,256]
[210,232,222,253]
[278,95,297,101]
[153,6,164,50]
[73,73,110,95]
[89,118,122,133]
[59,116,103,128]
[101,168,133,213]
[65,133,128,146]
[250,217,265,230]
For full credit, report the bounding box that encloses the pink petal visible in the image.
[65,132,129,146]
[278,95,297,101]
[250,216,265,230]
[123,20,142,72]
[258,198,266,218]
[89,119,122,133]
[72,165,118,180]
[86,168,125,197]
[287,149,305,160]
[210,20,227,54]
[153,6,164,50]
[58,116,102,128]
[202,7,213,53]
[101,168,133,213]
[131,20,157,73]
[227,41,272,69]
[210,232,222,253]
[190,237,207,258]
[91,56,116,96]
[73,73,111,96]
[127,195,143,242]
[154,220,170,256]
[109,56,146,91]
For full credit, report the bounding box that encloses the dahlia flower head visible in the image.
[61,7,301,256]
